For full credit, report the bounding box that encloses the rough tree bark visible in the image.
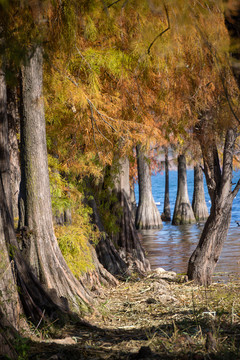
[18,46,91,310]
[113,157,151,273]
[172,154,196,225]
[7,86,20,221]
[88,195,130,277]
[135,145,162,229]
[0,65,71,359]
[161,147,171,221]
[187,1,240,286]
[130,182,137,220]
[192,163,209,221]
[0,64,22,332]
[187,121,240,285]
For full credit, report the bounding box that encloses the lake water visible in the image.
[135,169,240,280]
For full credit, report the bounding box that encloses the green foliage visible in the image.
[48,155,102,278]
[55,210,99,278]
[0,0,8,7]
[48,155,72,215]
[59,2,78,53]
[96,166,122,237]
[84,15,98,41]
[13,335,29,360]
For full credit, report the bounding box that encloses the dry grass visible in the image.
[28,273,240,359]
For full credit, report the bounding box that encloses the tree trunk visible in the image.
[88,195,130,277]
[172,154,196,225]
[192,164,209,221]
[187,1,240,285]
[18,46,91,310]
[0,66,71,360]
[113,157,151,273]
[187,123,239,285]
[81,244,119,289]
[0,66,21,330]
[130,182,137,221]
[224,0,240,88]
[135,145,162,229]
[161,147,171,221]
[0,312,20,360]
[7,86,20,221]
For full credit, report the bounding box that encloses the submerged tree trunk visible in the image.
[135,145,162,229]
[172,155,196,225]
[187,122,239,285]
[18,46,91,310]
[192,164,209,221]
[113,157,151,273]
[161,147,171,221]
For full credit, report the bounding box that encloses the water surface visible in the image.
[135,169,240,279]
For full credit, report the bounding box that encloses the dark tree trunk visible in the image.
[161,147,171,221]
[81,243,119,290]
[113,157,151,273]
[192,164,209,221]
[18,46,91,310]
[187,122,239,285]
[0,312,20,360]
[224,0,240,87]
[0,65,21,331]
[172,154,196,225]
[88,195,130,277]
[135,145,162,229]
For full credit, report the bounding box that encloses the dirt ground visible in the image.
[27,272,240,359]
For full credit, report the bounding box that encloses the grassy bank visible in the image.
[28,273,240,359]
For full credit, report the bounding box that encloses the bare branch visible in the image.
[52,64,79,88]
[147,4,170,55]
[101,0,109,15]
[86,98,124,139]
[107,0,122,8]
[88,99,99,152]
[75,46,93,72]
[232,178,240,199]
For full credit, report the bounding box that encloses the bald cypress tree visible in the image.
[172,155,196,225]
[187,1,240,285]
[135,145,163,230]
[192,164,209,221]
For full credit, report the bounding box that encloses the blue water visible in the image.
[135,169,240,279]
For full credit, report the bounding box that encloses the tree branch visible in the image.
[232,178,240,199]
[101,0,109,15]
[88,99,99,152]
[52,63,127,145]
[147,4,170,55]
[75,46,93,72]
[107,0,122,8]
